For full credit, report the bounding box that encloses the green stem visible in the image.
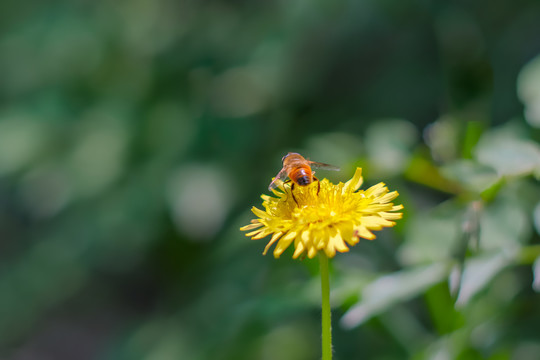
[320,253,332,360]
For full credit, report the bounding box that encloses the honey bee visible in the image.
[268,152,340,195]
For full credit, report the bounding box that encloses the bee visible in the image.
[268,153,340,201]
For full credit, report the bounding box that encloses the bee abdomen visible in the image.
[296,176,311,186]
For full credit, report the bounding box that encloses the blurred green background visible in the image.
[2,0,540,359]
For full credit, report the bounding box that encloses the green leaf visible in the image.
[479,196,530,251]
[399,202,462,265]
[424,115,461,163]
[517,54,540,128]
[440,160,499,193]
[455,251,516,307]
[475,136,540,177]
[340,263,449,329]
[0,114,52,175]
[534,202,540,236]
[533,256,540,292]
[365,118,419,177]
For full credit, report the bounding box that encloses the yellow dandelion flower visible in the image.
[240,168,403,259]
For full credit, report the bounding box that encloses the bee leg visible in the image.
[283,180,299,205]
[291,183,299,205]
[314,176,320,195]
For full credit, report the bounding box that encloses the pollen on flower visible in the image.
[240,168,403,259]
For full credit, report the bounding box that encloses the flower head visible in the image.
[240,168,403,259]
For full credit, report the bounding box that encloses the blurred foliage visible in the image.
[1,0,540,359]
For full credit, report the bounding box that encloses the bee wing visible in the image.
[309,161,340,171]
[268,168,288,191]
